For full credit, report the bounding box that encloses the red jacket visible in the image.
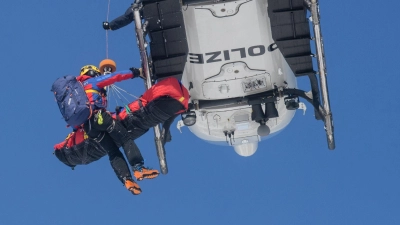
[54,128,88,150]
[117,77,189,120]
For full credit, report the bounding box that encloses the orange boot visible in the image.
[133,165,160,181]
[124,179,142,195]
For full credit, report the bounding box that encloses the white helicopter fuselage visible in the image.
[180,0,297,156]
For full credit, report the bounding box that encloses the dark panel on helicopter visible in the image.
[143,0,189,80]
[153,55,188,78]
[149,27,188,59]
[143,0,184,31]
[268,0,314,76]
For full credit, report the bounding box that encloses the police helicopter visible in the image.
[127,0,334,174]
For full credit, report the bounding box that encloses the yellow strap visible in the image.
[85,89,100,95]
[179,97,185,102]
[65,133,73,140]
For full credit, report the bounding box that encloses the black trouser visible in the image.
[98,133,133,183]
[83,111,144,168]
[121,96,185,140]
[54,139,108,168]
[54,134,132,184]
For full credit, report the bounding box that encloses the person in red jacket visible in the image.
[113,77,190,179]
[115,77,189,145]
[54,127,141,195]
[54,75,191,196]
[79,65,159,185]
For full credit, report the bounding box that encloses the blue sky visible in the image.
[0,0,399,224]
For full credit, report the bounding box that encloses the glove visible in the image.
[103,21,110,30]
[129,67,142,78]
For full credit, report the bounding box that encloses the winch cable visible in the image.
[105,0,111,59]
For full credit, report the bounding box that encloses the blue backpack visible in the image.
[51,76,92,127]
